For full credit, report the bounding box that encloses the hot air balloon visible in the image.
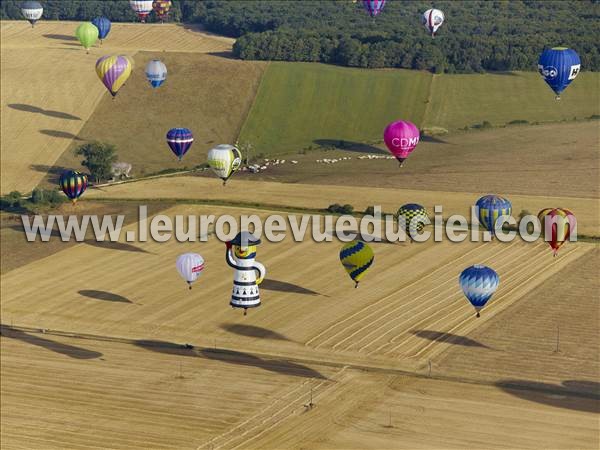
[538,48,581,99]
[166,128,194,160]
[397,203,429,240]
[226,232,265,315]
[75,22,99,53]
[96,55,132,98]
[475,195,512,238]
[459,265,499,318]
[91,17,111,43]
[422,8,444,37]
[537,208,576,256]
[21,1,43,28]
[362,0,386,17]
[207,145,242,185]
[340,240,374,288]
[59,170,88,204]
[176,253,205,289]
[153,0,172,22]
[383,120,420,166]
[130,0,154,22]
[145,59,167,88]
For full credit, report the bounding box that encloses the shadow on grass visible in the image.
[8,103,81,120]
[78,290,132,303]
[207,51,236,59]
[496,379,600,413]
[313,139,386,155]
[0,325,102,359]
[220,323,290,340]
[83,239,152,254]
[29,164,70,184]
[40,129,83,140]
[411,330,491,348]
[43,33,78,41]
[133,340,326,379]
[260,279,322,296]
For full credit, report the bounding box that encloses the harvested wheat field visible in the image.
[0,21,233,194]
[1,205,598,449]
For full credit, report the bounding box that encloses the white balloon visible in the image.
[145,60,167,88]
[422,9,445,37]
[176,253,205,289]
[207,144,242,185]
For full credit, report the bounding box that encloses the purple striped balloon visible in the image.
[95,55,132,97]
[363,0,386,17]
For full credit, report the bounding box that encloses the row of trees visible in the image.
[2,1,598,72]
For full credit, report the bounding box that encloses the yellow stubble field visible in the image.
[1,205,598,449]
[0,21,233,194]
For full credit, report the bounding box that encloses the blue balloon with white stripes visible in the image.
[145,59,167,88]
[459,265,499,317]
[91,17,111,41]
[166,128,194,161]
[538,47,581,99]
[475,195,512,237]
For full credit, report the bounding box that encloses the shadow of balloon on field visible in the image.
[0,325,102,360]
[78,290,132,303]
[420,135,449,144]
[43,33,79,41]
[495,379,600,413]
[411,330,491,349]
[30,164,70,183]
[313,139,387,155]
[324,230,398,246]
[220,323,290,341]
[199,348,328,380]
[132,340,326,379]
[83,239,151,254]
[40,129,83,140]
[207,51,236,59]
[260,279,322,296]
[561,380,600,395]
[8,103,81,120]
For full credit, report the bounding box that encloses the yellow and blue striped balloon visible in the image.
[59,170,88,204]
[95,55,132,98]
[475,195,512,237]
[339,240,374,288]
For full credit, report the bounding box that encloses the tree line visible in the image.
[2,1,598,72]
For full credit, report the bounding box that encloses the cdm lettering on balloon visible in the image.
[19,205,577,252]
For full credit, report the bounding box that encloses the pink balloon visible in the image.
[383,120,420,166]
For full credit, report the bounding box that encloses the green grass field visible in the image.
[238,62,433,156]
[239,63,600,156]
[424,71,600,130]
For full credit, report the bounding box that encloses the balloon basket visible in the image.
[476,312,480,318]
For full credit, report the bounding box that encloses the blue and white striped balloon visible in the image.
[459,265,499,317]
[145,60,167,88]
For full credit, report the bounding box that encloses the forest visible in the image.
[2,0,599,72]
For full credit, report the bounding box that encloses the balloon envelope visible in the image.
[475,195,512,237]
[362,0,386,17]
[207,145,242,184]
[176,253,205,288]
[538,48,581,97]
[130,0,154,22]
[537,208,576,256]
[383,120,420,165]
[96,55,132,97]
[422,8,444,36]
[153,0,172,20]
[91,17,111,40]
[340,240,374,287]
[21,1,43,26]
[145,59,167,88]
[397,203,429,237]
[59,170,88,203]
[166,128,194,160]
[459,265,499,317]
[75,22,99,51]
